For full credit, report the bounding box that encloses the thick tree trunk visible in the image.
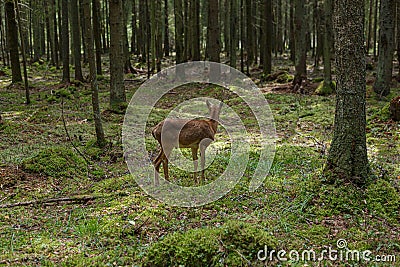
[109,0,126,110]
[325,0,369,185]
[61,0,70,83]
[373,0,395,97]
[5,1,22,83]
[82,0,106,147]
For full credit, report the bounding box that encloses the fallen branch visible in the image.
[0,192,128,209]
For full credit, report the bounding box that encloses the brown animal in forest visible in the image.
[152,100,223,185]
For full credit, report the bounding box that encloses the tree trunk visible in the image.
[163,0,170,57]
[289,0,295,62]
[92,0,102,75]
[325,0,369,185]
[14,0,30,104]
[246,0,253,68]
[82,0,106,147]
[192,0,201,61]
[318,0,334,95]
[53,0,59,68]
[5,1,22,83]
[397,0,400,80]
[174,0,184,64]
[262,0,272,75]
[373,0,395,97]
[131,0,137,54]
[61,0,70,83]
[109,0,126,110]
[229,0,238,68]
[366,0,374,54]
[71,0,83,81]
[373,0,379,59]
[293,0,307,87]
[207,0,220,81]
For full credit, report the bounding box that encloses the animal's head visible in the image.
[206,100,223,121]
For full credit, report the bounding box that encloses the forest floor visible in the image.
[0,57,399,266]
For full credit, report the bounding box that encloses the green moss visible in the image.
[145,220,276,266]
[315,80,336,95]
[366,179,400,220]
[276,72,294,83]
[22,147,87,178]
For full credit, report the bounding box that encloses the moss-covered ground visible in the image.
[0,59,399,266]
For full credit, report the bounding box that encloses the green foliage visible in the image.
[84,139,104,160]
[22,147,87,178]
[145,220,276,266]
[366,179,400,220]
[315,80,336,95]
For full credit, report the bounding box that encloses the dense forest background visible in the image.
[0,0,399,266]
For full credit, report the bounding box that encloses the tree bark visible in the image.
[92,0,103,75]
[71,0,83,81]
[109,0,126,110]
[207,0,221,81]
[174,0,185,78]
[61,0,70,83]
[163,0,169,56]
[325,0,369,185]
[5,1,22,83]
[293,0,307,87]
[262,0,272,75]
[373,0,395,97]
[82,0,106,147]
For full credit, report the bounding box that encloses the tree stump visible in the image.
[390,96,400,121]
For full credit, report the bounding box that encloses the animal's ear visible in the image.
[206,99,211,109]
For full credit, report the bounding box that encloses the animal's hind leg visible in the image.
[191,147,199,183]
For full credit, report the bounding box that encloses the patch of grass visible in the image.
[144,220,277,266]
[21,146,87,179]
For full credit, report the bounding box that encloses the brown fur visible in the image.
[152,100,222,185]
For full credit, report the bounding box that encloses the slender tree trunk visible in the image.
[92,0,102,75]
[397,0,400,80]
[131,0,137,54]
[289,0,295,62]
[163,0,169,56]
[82,0,106,147]
[109,0,126,110]
[53,0,59,68]
[262,0,272,75]
[174,0,185,78]
[0,7,8,66]
[373,0,379,59]
[208,0,221,81]
[5,1,22,83]
[192,0,201,61]
[325,0,369,185]
[373,0,395,97]
[367,0,374,54]
[71,0,83,81]
[246,0,253,67]
[61,0,70,83]
[14,0,30,104]
[229,0,238,68]
[293,0,307,87]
